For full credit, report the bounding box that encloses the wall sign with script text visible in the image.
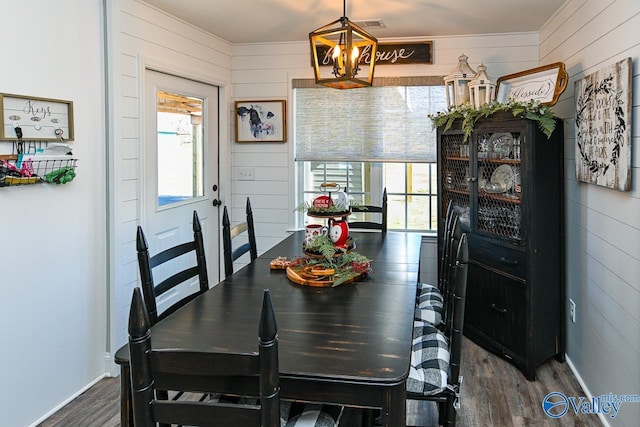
[0,93,74,142]
[314,41,432,66]
[496,63,568,106]
[574,57,632,191]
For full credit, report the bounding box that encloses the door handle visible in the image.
[212,199,222,207]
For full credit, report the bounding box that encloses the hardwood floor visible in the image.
[39,338,602,426]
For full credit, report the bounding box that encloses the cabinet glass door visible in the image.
[439,132,471,228]
[474,130,522,240]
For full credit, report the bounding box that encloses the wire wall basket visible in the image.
[1,156,78,187]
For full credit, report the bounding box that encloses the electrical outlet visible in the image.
[238,167,255,181]
[569,299,576,323]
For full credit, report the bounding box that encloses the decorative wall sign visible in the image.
[235,100,286,142]
[574,58,632,191]
[314,41,432,67]
[496,62,568,106]
[0,93,74,141]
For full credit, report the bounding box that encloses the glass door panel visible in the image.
[475,131,522,240]
[156,91,204,207]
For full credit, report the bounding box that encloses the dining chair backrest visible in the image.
[418,200,457,290]
[223,197,258,278]
[449,234,469,392]
[349,188,388,233]
[443,231,468,338]
[137,210,209,326]
[128,287,280,427]
[441,215,463,329]
[438,200,456,288]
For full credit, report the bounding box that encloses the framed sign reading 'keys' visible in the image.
[0,93,74,141]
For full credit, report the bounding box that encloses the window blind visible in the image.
[293,77,447,163]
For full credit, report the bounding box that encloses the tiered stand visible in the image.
[284,184,367,287]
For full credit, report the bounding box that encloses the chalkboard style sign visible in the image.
[314,41,432,67]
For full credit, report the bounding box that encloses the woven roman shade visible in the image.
[293,77,446,163]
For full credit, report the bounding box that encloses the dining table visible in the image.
[116,230,421,426]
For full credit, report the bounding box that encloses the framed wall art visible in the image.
[496,62,568,106]
[0,93,74,141]
[574,57,632,191]
[235,100,286,142]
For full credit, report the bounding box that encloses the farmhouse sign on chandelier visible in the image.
[574,57,632,192]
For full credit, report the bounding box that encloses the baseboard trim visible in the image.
[565,355,608,427]
[28,374,107,427]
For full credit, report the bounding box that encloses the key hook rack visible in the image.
[0,93,77,187]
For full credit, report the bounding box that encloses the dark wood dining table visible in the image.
[116,230,421,426]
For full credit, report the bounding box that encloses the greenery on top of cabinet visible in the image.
[428,99,557,141]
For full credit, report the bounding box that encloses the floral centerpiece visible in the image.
[288,235,371,287]
[428,99,557,141]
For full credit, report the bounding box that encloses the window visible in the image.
[156,91,204,207]
[294,79,446,232]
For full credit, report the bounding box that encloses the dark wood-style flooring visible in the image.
[39,338,602,426]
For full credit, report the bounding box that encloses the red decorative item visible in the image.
[328,218,349,247]
[312,195,333,209]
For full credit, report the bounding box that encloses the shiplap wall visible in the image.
[230,33,541,257]
[107,0,232,365]
[541,0,640,425]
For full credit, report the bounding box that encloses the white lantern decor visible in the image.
[443,54,476,107]
[468,63,496,108]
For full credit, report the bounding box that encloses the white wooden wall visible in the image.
[230,32,541,256]
[541,1,640,425]
[107,0,233,366]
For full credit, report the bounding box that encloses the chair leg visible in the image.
[443,396,457,427]
[438,401,446,426]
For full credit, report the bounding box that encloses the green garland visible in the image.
[428,99,557,141]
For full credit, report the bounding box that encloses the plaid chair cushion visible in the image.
[407,322,449,395]
[416,281,438,294]
[414,284,444,325]
[281,401,344,427]
[206,396,343,426]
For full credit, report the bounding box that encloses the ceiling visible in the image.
[143,0,567,44]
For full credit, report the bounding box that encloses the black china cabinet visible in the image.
[437,112,565,381]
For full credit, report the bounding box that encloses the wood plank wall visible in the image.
[110,0,233,361]
[230,33,541,254]
[540,1,640,425]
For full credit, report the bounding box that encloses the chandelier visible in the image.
[309,0,378,89]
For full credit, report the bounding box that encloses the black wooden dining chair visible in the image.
[137,210,210,326]
[417,200,454,295]
[407,233,469,427]
[223,197,258,277]
[348,188,388,233]
[128,287,280,426]
[128,287,349,427]
[415,213,461,327]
